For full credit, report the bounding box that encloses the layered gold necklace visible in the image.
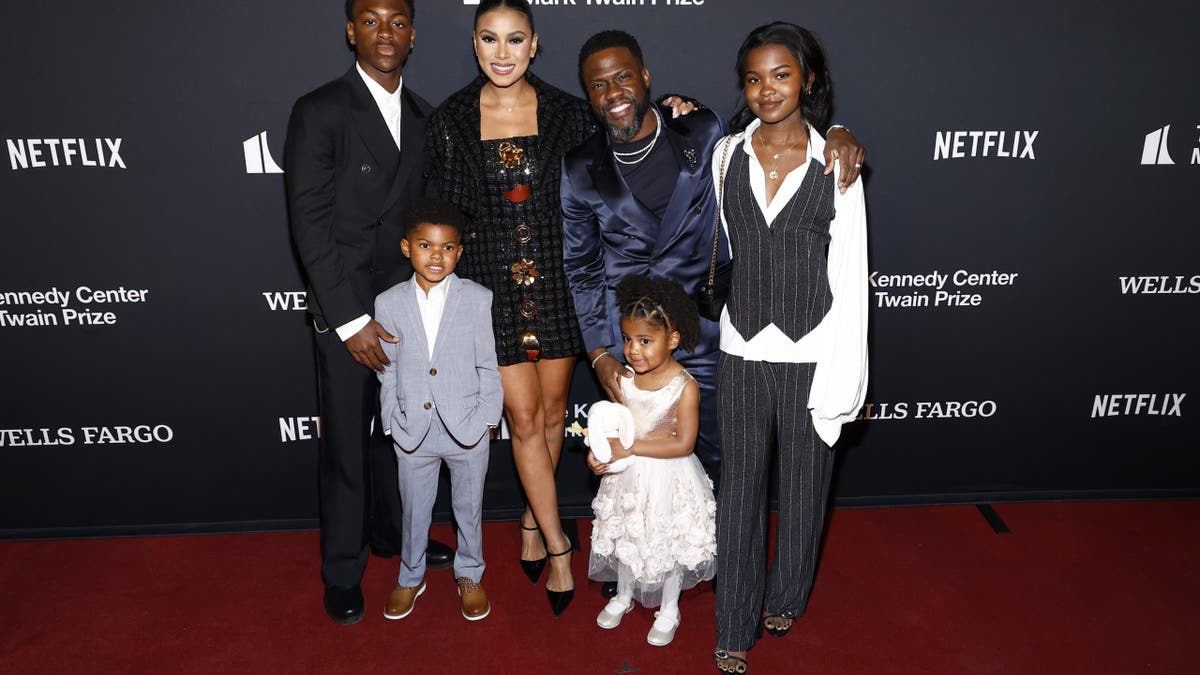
[754,130,805,181]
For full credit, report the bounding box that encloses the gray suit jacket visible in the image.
[375,276,503,451]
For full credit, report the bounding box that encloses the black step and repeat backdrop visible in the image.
[2,1,1197,538]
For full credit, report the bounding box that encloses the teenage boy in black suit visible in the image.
[285,0,451,626]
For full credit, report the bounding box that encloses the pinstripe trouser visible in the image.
[715,353,835,651]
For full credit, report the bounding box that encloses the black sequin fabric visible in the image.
[427,74,599,365]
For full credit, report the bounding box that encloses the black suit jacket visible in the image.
[285,67,433,332]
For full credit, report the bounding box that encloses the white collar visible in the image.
[356,63,403,110]
[733,118,831,225]
[736,117,826,168]
[414,273,455,300]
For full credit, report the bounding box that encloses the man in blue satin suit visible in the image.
[562,30,865,485]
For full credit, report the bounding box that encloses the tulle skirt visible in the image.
[588,454,717,607]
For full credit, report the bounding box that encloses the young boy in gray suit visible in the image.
[375,198,503,622]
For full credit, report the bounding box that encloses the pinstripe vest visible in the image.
[723,146,836,341]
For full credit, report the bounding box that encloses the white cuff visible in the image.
[335,314,371,342]
[811,413,846,447]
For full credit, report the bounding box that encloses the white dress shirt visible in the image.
[415,274,454,359]
[357,63,403,151]
[712,119,869,445]
[333,66,405,342]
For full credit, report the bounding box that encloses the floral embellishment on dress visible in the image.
[497,141,525,169]
[510,258,539,286]
[497,142,532,202]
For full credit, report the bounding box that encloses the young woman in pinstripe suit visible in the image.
[711,23,869,674]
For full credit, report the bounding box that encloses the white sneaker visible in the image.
[596,598,634,629]
[647,610,680,646]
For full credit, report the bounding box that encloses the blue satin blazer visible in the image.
[561,106,729,360]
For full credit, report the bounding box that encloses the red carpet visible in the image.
[1,501,1197,674]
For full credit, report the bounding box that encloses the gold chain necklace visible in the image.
[754,130,805,181]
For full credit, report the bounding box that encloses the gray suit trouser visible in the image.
[394,414,489,586]
[715,354,835,651]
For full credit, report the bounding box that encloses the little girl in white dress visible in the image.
[587,276,717,647]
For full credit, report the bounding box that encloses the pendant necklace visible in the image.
[755,130,804,181]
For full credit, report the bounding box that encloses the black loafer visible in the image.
[427,539,455,569]
[323,585,364,626]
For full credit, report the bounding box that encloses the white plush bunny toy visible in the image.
[585,400,637,474]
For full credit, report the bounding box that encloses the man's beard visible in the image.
[604,94,652,143]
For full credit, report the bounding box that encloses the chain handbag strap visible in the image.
[707,136,734,286]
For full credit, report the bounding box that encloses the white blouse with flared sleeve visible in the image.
[711,119,868,446]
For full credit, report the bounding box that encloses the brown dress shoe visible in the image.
[383,581,426,620]
[456,577,490,621]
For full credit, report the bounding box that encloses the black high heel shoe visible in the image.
[519,523,547,584]
[545,547,575,618]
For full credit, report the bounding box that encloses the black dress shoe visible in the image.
[427,539,455,569]
[323,585,364,626]
[601,581,618,599]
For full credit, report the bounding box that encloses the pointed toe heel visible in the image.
[545,546,575,617]
[520,557,547,584]
[519,522,547,584]
[547,588,574,618]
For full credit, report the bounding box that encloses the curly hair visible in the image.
[616,275,700,352]
[401,198,465,237]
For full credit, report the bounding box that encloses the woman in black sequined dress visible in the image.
[425,0,596,616]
